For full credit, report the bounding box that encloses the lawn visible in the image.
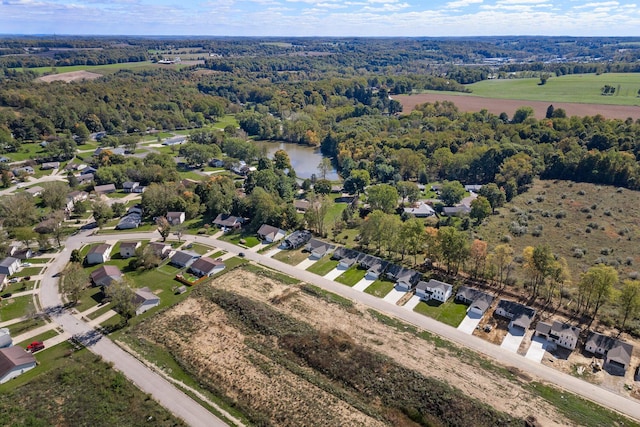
[364,279,395,298]
[86,303,114,320]
[105,190,129,199]
[158,263,182,275]
[413,300,468,327]
[3,280,35,294]
[187,242,215,255]
[16,329,59,347]
[466,73,640,106]
[307,258,339,276]
[335,267,367,287]
[219,232,261,248]
[75,286,106,313]
[0,295,35,321]
[12,266,43,277]
[211,114,239,130]
[7,318,45,336]
[272,248,310,266]
[209,250,226,259]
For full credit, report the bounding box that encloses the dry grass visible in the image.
[37,71,103,83]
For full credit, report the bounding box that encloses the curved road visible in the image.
[42,229,640,424]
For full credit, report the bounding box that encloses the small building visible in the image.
[119,241,141,258]
[403,202,435,218]
[585,332,634,374]
[8,246,32,260]
[170,250,200,268]
[362,257,388,280]
[464,184,483,192]
[305,239,336,259]
[0,257,21,276]
[494,299,536,331]
[94,183,116,194]
[213,214,243,230]
[0,346,37,384]
[12,166,34,176]
[455,286,494,316]
[0,274,7,291]
[94,147,125,156]
[257,224,286,243]
[0,328,12,348]
[210,158,224,168]
[80,166,97,175]
[166,211,186,226]
[40,161,60,170]
[293,199,310,213]
[90,265,123,288]
[116,212,142,230]
[535,321,581,351]
[66,190,89,211]
[283,230,313,250]
[76,173,94,185]
[24,185,44,197]
[122,181,140,193]
[442,205,471,217]
[415,279,453,302]
[133,287,160,315]
[331,247,363,269]
[85,243,113,265]
[394,268,421,292]
[148,242,172,259]
[162,136,187,146]
[189,256,225,277]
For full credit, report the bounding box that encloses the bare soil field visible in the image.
[133,267,572,427]
[394,93,640,120]
[37,70,103,83]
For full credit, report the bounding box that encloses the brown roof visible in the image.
[0,346,36,377]
[90,265,122,286]
[190,256,224,274]
[88,243,111,256]
[120,241,140,250]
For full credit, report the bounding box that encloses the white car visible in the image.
[22,262,32,267]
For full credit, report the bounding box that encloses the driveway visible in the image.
[525,335,549,363]
[403,295,422,311]
[324,265,348,281]
[500,325,526,353]
[296,257,318,270]
[383,287,406,304]
[263,247,282,258]
[457,311,483,335]
[353,277,375,292]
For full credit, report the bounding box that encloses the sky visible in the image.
[1,0,640,37]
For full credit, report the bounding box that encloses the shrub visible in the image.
[536,195,545,202]
[509,222,528,237]
[532,225,543,237]
[573,248,584,258]
[561,194,567,199]
[604,210,612,216]
[626,257,634,266]
[500,234,512,243]
[600,247,612,255]
[585,228,591,234]
[591,204,597,210]
[577,189,586,195]
[541,211,552,218]
[629,271,639,280]
[580,207,590,213]
[555,210,567,219]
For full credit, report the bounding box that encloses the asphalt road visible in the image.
[42,229,640,423]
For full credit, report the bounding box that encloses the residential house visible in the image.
[94,183,116,194]
[65,190,89,211]
[94,147,125,156]
[535,321,581,351]
[0,274,7,291]
[40,161,60,170]
[403,202,435,218]
[0,346,37,384]
[0,257,21,276]
[132,185,146,193]
[166,211,186,226]
[464,184,483,192]
[133,287,160,315]
[8,246,32,260]
[257,224,286,243]
[12,166,34,176]
[148,242,172,259]
[170,250,200,268]
[330,185,343,193]
[90,265,123,288]
[189,256,225,277]
[213,214,243,230]
[415,279,452,302]
[76,173,94,185]
[360,256,388,280]
[0,328,11,348]
[442,205,471,217]
[495,299,536,330]
[293,199,310,213]
[210,158,224,168]
[331,247,363,269]
[305,239,336,259]
[455,286,494,316]
[394,268,421,292]
[122,181,140,193]
[24,185,43,197]
[283,230,312,250]
[80,166,97,175]
[119,241,141,258]
[116,212,142,230]
[162,136,186,146]
[85,243,113,265]
[585,332,634,374]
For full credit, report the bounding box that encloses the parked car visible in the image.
[238,252,246,257]
[26,341,45,353]
[22,262,31,267]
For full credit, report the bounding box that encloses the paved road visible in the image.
[43,229,640,422]
[38,229,229,427]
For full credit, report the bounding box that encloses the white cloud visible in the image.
[445,0,482,8]
[573,1,619,8]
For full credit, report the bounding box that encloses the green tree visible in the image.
[511,106,534,124]
[13,227,38,249]
[0,193,39,227]
[478,183,506,213]
[273,149,292,171]
[470,196,491,224]
[92,200,113,229]
[156,216,171,242]
[317,158,332,180]
[366,184,399,214]
[578,264,618,321]
[62,262,89,305]
[440,180,465,206]
[111,202,126,218]
[400,217,426,264]
[489,244,513,287]
[396,181,420,205]
[105,278,136,325]
[303,192,333,237]
[313,179,331,195]
[343,169,370,195]
[179,143,220,167]
[436,226,469,275]
[618,280,640,332]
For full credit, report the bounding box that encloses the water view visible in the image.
[252,140,340,181]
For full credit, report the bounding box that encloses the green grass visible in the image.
[158,263,182,275]
[24,258,49,264]
[178,170,206,181]
[272,248,310,266]
[219,232,261,248]
[3,280,35,294]
[16,61,157,75]
[12,266,42,277]
[211,114,239,130]
[86,303,115,320]
[413,300,468,327]
[463,73,640,106]
[75,287,106,313]
[16,329,59,347]
[209,250,226,259]
[7,318,45,336]
[0,295,34,321]
[306,258,339,276]
[364,279,395,298]
[335,267,367,287]
[105,190,129,199]
[183,242,214,255]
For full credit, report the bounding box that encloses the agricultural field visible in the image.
[127,266,634,427]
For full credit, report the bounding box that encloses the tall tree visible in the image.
[92,200,113,229]
[156,216,171,242]
[436,226,469,275]
[400,217,426,264]
[366,184,399,214]
[62,262,89,305]
[304,192,333,237]
[469,239,488,280]
[317,158,332,180]
[343,169,370,195]
[578,265,618,321]
[489,244,513,287]
[478,183,505,214]
[440,180,465,206]
[105,278,136,325]
[470,196,491,224]
[618,280,640,332]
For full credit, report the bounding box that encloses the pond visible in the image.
[252,140,340,181]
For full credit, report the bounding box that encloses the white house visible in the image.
[0,257,21,276]
[585,332,634,375]
[305,239,335,259]
[119,241,141,259]
[170,250,200,268]
[85,243,113,265]
[0,328,12,348]
[148,242,172,259]
[403,202,435,218]
[133,287,160,315]
[415,279,453,303]
[189,256,225,277]
[535,321,581,351]
[257,224,286,243]
[0,346,37,384]
[166,211,186,226]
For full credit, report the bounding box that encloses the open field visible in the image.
[396,73,640,120]
[37,70,103,82]
[128,266,636,426]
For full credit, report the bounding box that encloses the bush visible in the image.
[555,210,567,219]
[626,257,634,266]
[604,210,612,216]
[509,222,527,237]
[536,195,545,202]
[629,271,639,280]
[600,247,613,255]
[500,234,512,243]
[573,248,585,258]
[577,190,586,195]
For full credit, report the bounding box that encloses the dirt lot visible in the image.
[37,71,103,83]
[135,267,573,426]
[394,93,640,120]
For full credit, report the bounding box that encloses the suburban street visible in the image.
[37,228,640,424]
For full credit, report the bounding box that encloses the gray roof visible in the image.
[416,279,451,293]
[0,346,35,377]
[549,321,581,340]
[306,238,335,253]
[94,183,116,193]
[606,341,634,368]
[496,299,536,329]
[170,250,200,266]
[284,230,312,248]
[456,286,494,311]
[88,243,111,256]
[403,202,435,217]
[133,287,160,305]
[213,214,243,227]
[442,205,471,216]
[120,241,140,250]
[0,257,20,268]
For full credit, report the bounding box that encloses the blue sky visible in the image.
[1,0,639,36]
